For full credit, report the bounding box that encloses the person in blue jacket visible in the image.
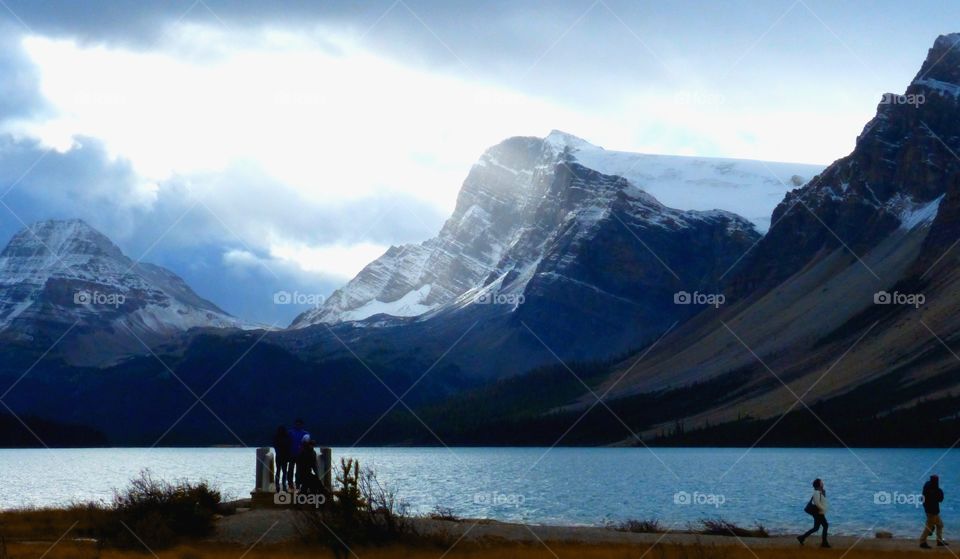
[287,418,310,489]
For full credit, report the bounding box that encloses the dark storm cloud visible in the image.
[0,22,49,120]
[0,0,676,104]
[0,0,572,46]
[0,135,140,225]
[0,133,445,324]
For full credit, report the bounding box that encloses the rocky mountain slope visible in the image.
[295,132,822,327]
[282,133,827,380]
[8,32,960,446]
[551,32,960,443]
[0,219,250,365]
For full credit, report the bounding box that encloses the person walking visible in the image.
[272,425,291,492]
[920,474,948,549]
[798,478,830,548]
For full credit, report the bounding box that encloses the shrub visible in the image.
[99,470,221,549]
[296,458,416,557]
[698,519,768,538]
[429,504,460,522]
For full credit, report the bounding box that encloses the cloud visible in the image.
[0,23,49,122]
[0,131,445,324]
[2,0,958,324]
[0,135,145,228]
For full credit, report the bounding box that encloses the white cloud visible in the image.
[11,24,866,281]
[268,240,388,280]
[223,240,388,282]
[16,30,606,215]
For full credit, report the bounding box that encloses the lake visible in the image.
[0,447,954,537]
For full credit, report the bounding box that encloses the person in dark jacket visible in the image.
[920,474,948,549]
[272,425,291,492]
[287,418,309,490]
[296,438,322,495]
[798,478,830,548]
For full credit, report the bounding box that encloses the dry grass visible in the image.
[0,504,934,559]
[0,539,942,559]
[0,472,221,550]
[0,504,109,541]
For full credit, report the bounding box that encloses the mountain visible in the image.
[0,219,251,365]
[0,138,825,444]
[394,33,960,447]
[11,33,960,447]
[285,132,823,380]
[295,132,822,327]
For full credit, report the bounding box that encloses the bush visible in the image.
[98,471,221,549]
[698,519,768,538]
[296,458,416,557]
[429,504,460,522]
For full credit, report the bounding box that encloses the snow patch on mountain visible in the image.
[294,131,822,327]
[914,78,960,98]
[899,195,944,229]
[546,130,824,231]
[0,219,252,334]
[337,284,438,322]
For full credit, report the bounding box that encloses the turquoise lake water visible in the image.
[0,447,955,537]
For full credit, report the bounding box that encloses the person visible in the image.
[272,425,291,492]
[287,418,310,489]
[920,474,948,549]
[798,478,830,548]
[296,437,323,495]
[297,437,322,494]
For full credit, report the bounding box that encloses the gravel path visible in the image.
[212,507,940,553]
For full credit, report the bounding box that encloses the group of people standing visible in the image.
[272,418,324,494]
[797,475,948,549]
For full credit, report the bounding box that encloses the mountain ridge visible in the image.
[295,131,823,328]
[0,218,253,366]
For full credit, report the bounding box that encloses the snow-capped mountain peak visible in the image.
[293,132,822,328]
[0,219,252,364]
[544,129,596,153]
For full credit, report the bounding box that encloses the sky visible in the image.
[0,0,956,324]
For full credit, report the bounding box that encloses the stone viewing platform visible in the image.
[250,446,333,507]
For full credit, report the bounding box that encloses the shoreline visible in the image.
[214,505,933,551]
[1,502,944,558]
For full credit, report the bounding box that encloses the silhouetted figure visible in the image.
[798,478,830,548]
[272,425,291,492]
[296,438,322,494]
[287,418,309,489]
[920,474,948,549]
